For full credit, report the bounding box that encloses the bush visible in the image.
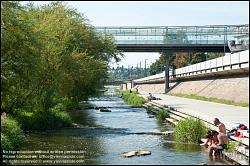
[174,118,207,144]
[1,115,24,150]
[225,141,239,152]
[113,88,122,97]
[16,103,72,131]
[156,109,170,122]
[122,90,145,106]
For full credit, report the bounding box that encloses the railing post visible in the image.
[216,58,218,71]
[224,27,226,53]
[239,52,241,68]
[200,62,201,73]
[210,60,212,72]
[230,52,232,69]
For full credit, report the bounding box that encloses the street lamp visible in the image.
[128,65,130,79]
[205,52,208,61]
[144,59,148,76]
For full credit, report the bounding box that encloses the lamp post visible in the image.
[205,52,208,61]
[144,59,148,77]
[128,65,130,79]
[139,61,142,77]
[136,63,139,78]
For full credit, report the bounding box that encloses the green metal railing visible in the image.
[96,25,249,45]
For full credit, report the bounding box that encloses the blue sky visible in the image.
[25,1,249,68]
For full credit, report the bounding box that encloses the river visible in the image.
[21,94,229,165]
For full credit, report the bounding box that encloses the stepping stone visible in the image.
[121,150,151,157]
[137,150,151,156]
[121,151,137,157]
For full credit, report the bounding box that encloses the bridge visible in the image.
[96,24,249,52]
[96,24,249,92]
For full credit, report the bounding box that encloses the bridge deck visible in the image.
[96,25,248,52]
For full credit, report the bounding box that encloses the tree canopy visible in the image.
[1,1,121,114]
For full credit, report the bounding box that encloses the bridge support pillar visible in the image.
[164,50,172,93]
[131,80,135,88]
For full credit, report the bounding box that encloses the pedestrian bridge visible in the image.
[96,24,249,52]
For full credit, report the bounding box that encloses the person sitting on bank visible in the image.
[200,118,227,146]
[203,130,219,148]
[135,88,139,94]
[147,93,156,101]
[208,130,229,156]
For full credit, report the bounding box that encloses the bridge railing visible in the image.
[175,50,249,77]
[96,25,249,46]
[133,50,249,83]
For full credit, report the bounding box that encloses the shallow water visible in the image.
[21,96,229,165]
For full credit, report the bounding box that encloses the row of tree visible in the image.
[108,66,149,81]
[1,1,121,114]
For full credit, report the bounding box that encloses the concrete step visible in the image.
[144,104,160,114]
[165,118,178,125]
[236,145,249,157]
[169,113,184,121]
[222,151,249,165]
[151,101,167,108]
[229,136,249,147]
[168,109,191,119]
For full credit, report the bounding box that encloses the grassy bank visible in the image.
[122,90,145,106]
[169,93,249,107]
[15,110,72,131]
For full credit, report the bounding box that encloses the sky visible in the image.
[24,1,249,68]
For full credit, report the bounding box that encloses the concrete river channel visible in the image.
[21,89,230,165]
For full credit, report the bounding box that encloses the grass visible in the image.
[1,115,24,151]
[15,103,72,131]
[174,117,207,144]
[146,105,155,113]
[169,93,249,107]
[156,109,170,122]
[225,141,238,152]
[122,90,145,106]
[114,87,122,97]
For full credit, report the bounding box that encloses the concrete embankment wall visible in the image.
[168,75,249,103]
[132,50,249,103]
[135,74,249,103]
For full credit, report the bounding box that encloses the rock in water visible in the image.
[72,123,81,128]
[197,162,207,165]
[121,150,151,157]
[99,108,112,112]
[121,151,137,157]
[137,150,151,156]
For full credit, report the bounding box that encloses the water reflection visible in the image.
[21,95,229,165]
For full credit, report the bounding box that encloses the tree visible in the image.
[1,1,122,114]
[148,53,176,75]
[172,53,189,68]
